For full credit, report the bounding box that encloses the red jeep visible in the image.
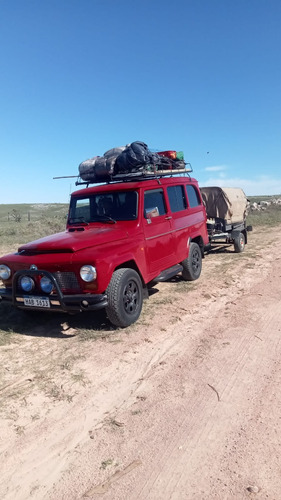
[0,174,208,327]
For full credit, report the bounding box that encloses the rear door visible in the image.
[166,184,189,261]
[185,184,208,245]
[167,183,208,262]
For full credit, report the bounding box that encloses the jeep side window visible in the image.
[167,185,187,212]
[186,185,201,208]
[144,189,166,218]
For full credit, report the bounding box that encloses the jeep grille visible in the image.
[53,272,81,292]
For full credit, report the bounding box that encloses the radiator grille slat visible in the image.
[53,272,81,292]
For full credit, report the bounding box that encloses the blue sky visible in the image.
[1,0,281,203]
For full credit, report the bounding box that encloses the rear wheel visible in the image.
[106,268,143,327]
[234,232,245,253]
[181,242,202,281]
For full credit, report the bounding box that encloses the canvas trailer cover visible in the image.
[200,187,248,224]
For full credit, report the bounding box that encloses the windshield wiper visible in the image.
[69,217,89,225]
[92,215,116,224]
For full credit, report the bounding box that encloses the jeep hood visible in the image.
[18,226,128,253]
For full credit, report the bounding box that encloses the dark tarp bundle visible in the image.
[79,147,126,182]
[115,141,157,174]
[78,156,99,182]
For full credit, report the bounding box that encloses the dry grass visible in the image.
[0,203,67,253]
[247,204,281,227]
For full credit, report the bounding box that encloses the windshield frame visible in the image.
[68,190,138,224]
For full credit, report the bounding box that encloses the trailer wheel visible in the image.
[106,268,143,327]
[234,232,245,253]
[181,242,202,281]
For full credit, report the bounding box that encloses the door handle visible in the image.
[165,216,172,220]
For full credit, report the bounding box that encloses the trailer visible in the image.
[200,186,252,253]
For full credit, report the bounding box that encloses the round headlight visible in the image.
[0,265,11,280]
[19,276,35,292]
[80,265,97,282]
[40,276,53,293]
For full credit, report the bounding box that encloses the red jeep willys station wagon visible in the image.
[0,156,209,327]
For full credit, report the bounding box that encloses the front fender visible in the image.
[73,235,147,292]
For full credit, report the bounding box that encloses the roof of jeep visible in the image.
[71,176,199,197]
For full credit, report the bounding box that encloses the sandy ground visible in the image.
[1,225,281,499]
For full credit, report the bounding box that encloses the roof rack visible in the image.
[74,163,193,187]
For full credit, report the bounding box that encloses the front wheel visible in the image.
[106,268,143,327]
[181,242,202,281]
[234,232,245,253]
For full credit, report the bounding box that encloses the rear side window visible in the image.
[167,185,187,212]
[186,185,201,208]
[144,189,166,217]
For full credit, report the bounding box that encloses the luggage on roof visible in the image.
[78,141,189,183]
[115,142,157,174]
[78,156,99,182]
[103,146,126,158]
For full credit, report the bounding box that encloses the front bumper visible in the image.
[0,269,108,313]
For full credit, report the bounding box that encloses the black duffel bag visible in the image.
[115,141,154,173]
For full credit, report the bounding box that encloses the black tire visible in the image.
[234,232,245,253]
[181,242,202,281]
[105,268,143,327]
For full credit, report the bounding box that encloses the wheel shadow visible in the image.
[0,301,114,339]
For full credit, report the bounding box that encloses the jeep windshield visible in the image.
[68,191,138,224]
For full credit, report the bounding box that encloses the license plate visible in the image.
[23,296,50,308]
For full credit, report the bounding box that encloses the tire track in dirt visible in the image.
[78,229,281,500]
[149,310,281,499]
[125,247,281,499]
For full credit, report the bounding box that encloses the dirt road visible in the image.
[1,225,281,499]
